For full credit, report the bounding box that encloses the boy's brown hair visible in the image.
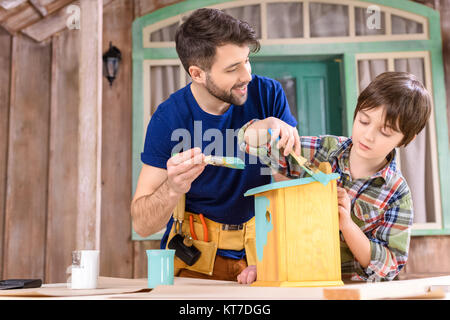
[354,71,432,147]
[175,8,260,75]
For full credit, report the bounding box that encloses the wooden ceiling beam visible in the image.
[0,22,13,34]
[0,0,27,10]
[1,3,39,33]
[1,0,74,33]
[21,0,113,42]
[28,0,48,17]
[0,7,8,22]
[1,0,114,41]
[21,0,77,42]
[0,1,28,23]
[44,0,75,13]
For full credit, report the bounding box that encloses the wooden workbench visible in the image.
[0,275,449,300]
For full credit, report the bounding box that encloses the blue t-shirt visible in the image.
[141,74,297,257]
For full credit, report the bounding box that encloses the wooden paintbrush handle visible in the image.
[173,194,185,220]
[289,152,308,166]
[204,155,227,166]
[267,128,307,166]
[203,155,212,164]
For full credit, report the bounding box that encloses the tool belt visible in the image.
[166,211,257,276]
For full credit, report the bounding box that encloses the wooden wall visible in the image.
[0,0,183,284]
[2,33,52,280]
[100,0,134,281]
[0,13,81,284]
[0,0,449,283]
[0,25,12,280]
[45,22,79,284]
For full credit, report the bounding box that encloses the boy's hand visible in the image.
[337,187,353,231]
[237,265,257,284]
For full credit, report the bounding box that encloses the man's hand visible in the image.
[237,265,257,284]
[245,117,300,156]
[337,187,352,231]
[166,147,207,195]
[267,118,300,157]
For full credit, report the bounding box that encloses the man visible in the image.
[131,8,297,282]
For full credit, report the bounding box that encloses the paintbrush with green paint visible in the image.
[171,153,245,170]
[204,155,245,169]
[268,128,329,185]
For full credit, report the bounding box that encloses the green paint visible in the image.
[133,0,236,33]
[429,50,450,231]
[342,53,358,136]
[136,40,436,60]
[252,59,343,136]
[412,229,450,236]
[256,40,435,57]
[254,196,272,262]
[244,173,340,197]
[205,156,245,169]
[132,59,144,196]
[132,0,450,237]
[359,0,437,19]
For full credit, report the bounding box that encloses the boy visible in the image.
[237,72,432,283]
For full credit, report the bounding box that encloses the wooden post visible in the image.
[4,35,51,279]
[0,27,12,280]
[77,0,103,250]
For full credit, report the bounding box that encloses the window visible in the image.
[142,1,428,47]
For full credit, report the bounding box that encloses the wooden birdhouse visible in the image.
[244,162,344,287]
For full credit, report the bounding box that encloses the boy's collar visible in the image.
[373,149,398,185]
[333,137,398,185]
[331,138,352,177]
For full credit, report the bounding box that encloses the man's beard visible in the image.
[205,73,248,106]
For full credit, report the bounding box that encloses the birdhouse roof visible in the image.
[244,173,340,197]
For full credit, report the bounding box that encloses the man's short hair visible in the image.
[175,8,260,75]
[354,71,432,147]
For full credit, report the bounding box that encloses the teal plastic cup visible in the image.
[146,249,175,288]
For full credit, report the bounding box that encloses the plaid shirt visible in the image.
[238,119,413,282]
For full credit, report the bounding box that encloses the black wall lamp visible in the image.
[103,42,122,87]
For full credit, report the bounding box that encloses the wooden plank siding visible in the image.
[100,0,134,279]
[45,29,80,284]
[0,27,12,280]
[3,34,51,279]
[405,236,450,274]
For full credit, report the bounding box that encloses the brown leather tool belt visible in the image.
[166,212,256,276]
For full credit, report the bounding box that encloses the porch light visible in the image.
[103,42,122,87]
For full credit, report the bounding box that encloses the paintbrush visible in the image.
[268,129,330,185]
[204,155,245,170]
[171,153,245,170]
